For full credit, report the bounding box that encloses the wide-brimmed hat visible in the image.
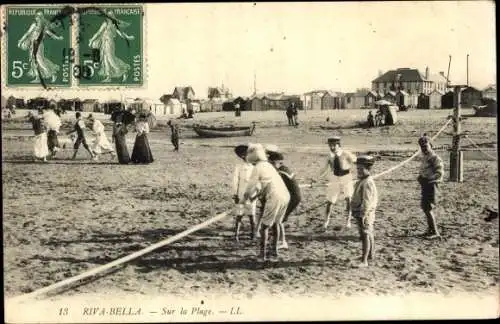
[234,144,249,158]
[355,155,375,167]
[327,136,341,144]
[246,143,267,164]
[418,134,431,147]
[268,151,284,161]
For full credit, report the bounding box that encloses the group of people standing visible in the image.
[26,109,155,165]
[232,134,444,266]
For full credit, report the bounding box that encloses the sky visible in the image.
[1,1,496,101]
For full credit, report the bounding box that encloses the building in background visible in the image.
[460,86,483,107]
[172,86,196,102]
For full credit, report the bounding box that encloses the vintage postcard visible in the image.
[76,5,144,87]
[1,1,498,322]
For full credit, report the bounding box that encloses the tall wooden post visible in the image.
[450,86,464,182]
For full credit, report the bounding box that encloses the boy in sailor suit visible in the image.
[232,144,257,241]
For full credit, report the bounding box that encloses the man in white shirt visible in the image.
[88,114,115,160]
[317,136,357,231]
[66,112,95,160]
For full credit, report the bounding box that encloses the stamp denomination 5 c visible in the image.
[76,6,144,87]
[5,6,72,87]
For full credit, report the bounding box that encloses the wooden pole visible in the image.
[466,54,469,86]
[450,85,463,182]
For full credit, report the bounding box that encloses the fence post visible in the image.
[450,86,464,182]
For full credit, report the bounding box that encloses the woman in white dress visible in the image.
[244,143,290,260]
[26,111,49,162]
[88,10,135,82]
[17,10,63,83]
[88,114,115,160]
[130,113,154,164]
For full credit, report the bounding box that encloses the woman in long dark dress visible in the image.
[130,113,154,164]
[112,122,130,164]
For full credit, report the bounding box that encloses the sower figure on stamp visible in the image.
[244,144,290,260]
[417,134,444,239]
[66,112,95,160]
[266,147,302,250]
[42,107,62,158]
[292,102,299,126]
[232,144,257,242]
[167,120,180,152]
[316,136,357,231]
[351,155,378,268]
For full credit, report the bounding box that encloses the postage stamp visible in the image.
[76,5,144,87]
[4,6,72,88]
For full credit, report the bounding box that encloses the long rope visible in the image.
[463,135,498,160]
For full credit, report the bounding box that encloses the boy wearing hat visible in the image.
[244,143,290,260]
[232,144,257,241]
[351,155,378,267]
[318,136,357,230]
[267,148,302,249]
[417,134,443,239]
[167,120,180,151]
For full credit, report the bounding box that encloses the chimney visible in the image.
[425,66,429,79]
[378,70,383,77]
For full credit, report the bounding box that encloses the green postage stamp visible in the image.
[5,6,72,87]
[77,6,144,86]
[2,4,145,88]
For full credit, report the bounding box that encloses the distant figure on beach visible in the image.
[112,119,130,164]
[351,155,378,268]
[26,111,49,162]
[417,135,444,239]
[66,112,96,160]
[88,114,115,160]
[316,136,357,230]
[367,111,375,128]
[374,110,384,127]
[130,113,154,164]
[167,120,180,152]
[286,103,295,126]
[232,144,257,242]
